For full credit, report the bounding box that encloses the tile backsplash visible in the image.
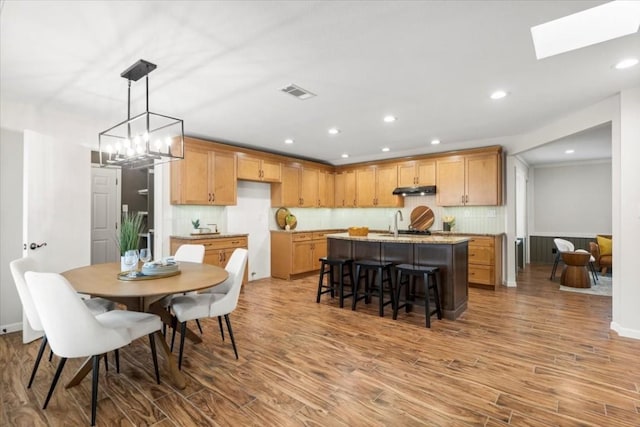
[170,195,505,235]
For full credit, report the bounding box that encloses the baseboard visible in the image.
[0,322,22,335]
[610,322,640,340]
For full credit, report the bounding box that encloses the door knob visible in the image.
[29,242,47,250]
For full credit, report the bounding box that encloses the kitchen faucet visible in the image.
[393,210,403,238]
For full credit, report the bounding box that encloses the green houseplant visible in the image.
[118,212,144,256]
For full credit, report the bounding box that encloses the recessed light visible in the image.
[328,128,340,135]
[341,153,349,158]
[383,115,397,123]
[284,138,294,144]
[490,90,507,100]
[431,139,441,145]
[565,149,575,154]
[615,58,639,70]
[382,147,390,152]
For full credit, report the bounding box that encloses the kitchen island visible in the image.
[327,232,469,320]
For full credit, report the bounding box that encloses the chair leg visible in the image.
[104,353,109,372]
[148,334,160,384]
[43,357,67,409]
[114,350,120,373]
[195,319,203,334]
[170,316,178,352]
[550,253,560,280]
[49,349,53,362]
[28,335,48,388]
[224,314,239,360]
[218,316,225,341]
[178,321,187,370]
[589,262,598,283]
[91,354,101,426]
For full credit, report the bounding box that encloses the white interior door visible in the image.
[22,130,91,341]
[91,166,121,264]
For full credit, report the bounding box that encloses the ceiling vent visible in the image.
[281,84,316,100]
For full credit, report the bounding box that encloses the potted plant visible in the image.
[117,212,144,271]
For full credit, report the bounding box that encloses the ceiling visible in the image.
[1,1,638,165]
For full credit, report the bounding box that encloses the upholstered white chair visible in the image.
[170,248,248,369]
[9,257,115,388]
[550,238,598,283]
[25,272,162,426]
[161,244,206,334]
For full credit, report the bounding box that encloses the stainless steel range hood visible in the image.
[392,185,437,196]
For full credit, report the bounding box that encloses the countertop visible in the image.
[171,233,248,240]
[327,232,469,245]
[270,228,345,233]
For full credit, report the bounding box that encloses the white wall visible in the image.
[611,86,640,339]
[532,161,611,237]
[0,128,24,333]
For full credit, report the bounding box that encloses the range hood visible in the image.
[392,185,437,196]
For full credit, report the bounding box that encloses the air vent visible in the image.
[281,84,316,100]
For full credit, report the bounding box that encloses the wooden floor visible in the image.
[2,264,640,426]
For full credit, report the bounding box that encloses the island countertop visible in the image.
[327,232,469,245]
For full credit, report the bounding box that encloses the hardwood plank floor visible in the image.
[2,264,639,426]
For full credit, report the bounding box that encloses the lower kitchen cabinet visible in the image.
[466,235,502,288]
[170,236,248,285]
[271,230,336,280]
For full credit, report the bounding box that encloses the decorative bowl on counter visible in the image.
[348,226,369,236]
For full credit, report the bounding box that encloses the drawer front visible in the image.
[202,237,248,251]
[469,264,493,285]
[312,231,330,240]
[468,236,494,248]
[292,233,313,242]
[469,246,493,265]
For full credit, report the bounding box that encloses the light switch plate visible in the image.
[122,204,128,213]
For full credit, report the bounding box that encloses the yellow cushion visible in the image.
[597,235,612,256]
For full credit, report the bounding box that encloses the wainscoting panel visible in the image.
[529,236,595,264]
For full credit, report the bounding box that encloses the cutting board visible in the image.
[410,205,435,231]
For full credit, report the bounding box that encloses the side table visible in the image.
[560,252,591,288]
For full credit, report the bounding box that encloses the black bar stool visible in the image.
[316,257,355,308]
[394,264,442,328]
[352,260,395,316]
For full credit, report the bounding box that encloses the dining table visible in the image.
[61,261,228,390]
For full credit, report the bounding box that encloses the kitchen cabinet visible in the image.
[334,170,356,207]
[170,140,237,205]
[237,155,281,183]
[317,171,334,207]
[397,159,436,187]
[270,230,335,280]
[271,164,322,207]
[170,236,248,285]
[466,235,503,289]
[436,150,502,206]
[356,164,403,207]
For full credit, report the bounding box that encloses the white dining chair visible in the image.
[170,248,248,369]
[161,244,206,335]
[25,271,162,426]
[197,248,248,342]
[9,257,116,388]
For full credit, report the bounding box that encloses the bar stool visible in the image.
[352,260,395,316]
[394,264,442,328]
[316,257,355,308]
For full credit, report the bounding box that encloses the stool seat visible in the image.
[316,257,355,308]
[352,260,395,316]
[394,264,442,328]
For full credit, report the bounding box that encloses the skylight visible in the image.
[531,1,640,60]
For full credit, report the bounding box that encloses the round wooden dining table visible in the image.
[62,261,228,390]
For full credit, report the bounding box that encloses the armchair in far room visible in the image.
[589,234,612,275]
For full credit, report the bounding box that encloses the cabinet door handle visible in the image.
[208,193,211,202]
[465,195,469,203]
[461,195,465,204]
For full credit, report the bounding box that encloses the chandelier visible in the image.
[99,59,184,168]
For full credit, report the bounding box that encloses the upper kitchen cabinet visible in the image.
[317,171,334,207]
[271,163,320,207]
[436,148,502,206]
[171,139,237,205]
[236,154,281,183]
[397,159,436,187]
[356,164,403,207]
[334,170,356,208]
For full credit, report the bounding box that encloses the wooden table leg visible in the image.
[155,331,186,389]
[65,356,93,388]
